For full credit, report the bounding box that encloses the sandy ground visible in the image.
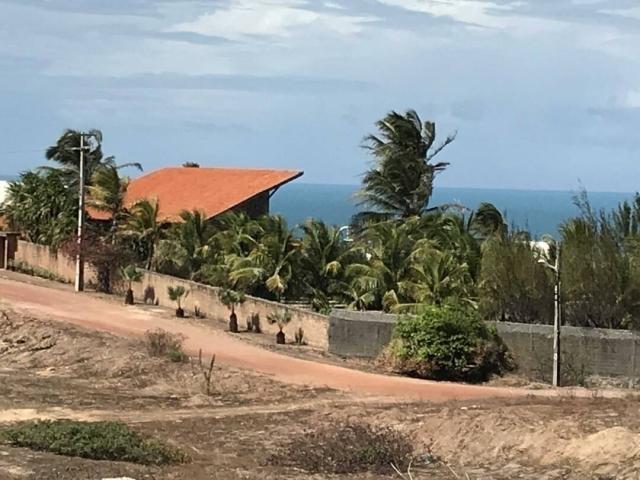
[0,308,640,479]
[0,272,532,402]
[1,274,640,478]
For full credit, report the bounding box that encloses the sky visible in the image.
[0,0,639,191]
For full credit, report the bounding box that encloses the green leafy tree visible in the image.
[218,288,246,333]
[267,309,293,344]
[478,232,554,324]
[1,170,76,247]
[354,110,455,225]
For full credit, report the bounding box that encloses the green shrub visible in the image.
[269,422,415,474]
[1,420,188,465]
[387,304,511,382]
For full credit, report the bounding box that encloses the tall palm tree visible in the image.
[88,159,142,239]
[120,199,163,270]
[44,129,108,188]
[354,110,456,225]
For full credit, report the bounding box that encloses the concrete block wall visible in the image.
[12,240,97,284]
[9,241,329,349]
[328,311,640,384]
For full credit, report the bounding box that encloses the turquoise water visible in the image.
[272,183,636,237]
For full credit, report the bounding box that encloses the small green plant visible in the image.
[167,285,189,318]
[144,328,187,362]
[0,420,188,465]
[120,265,142,305]
[267,310,292,344]
[269,422,415,474]
[294,327,305,345]
[218,288,246,333]
[387,303,511,382]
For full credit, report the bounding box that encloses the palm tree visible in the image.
[88,159,143,239]
[400,247,473,308]
[155,209,216,279]
[267,310,292,344]
[120,199,163,270]
[229,215,300,301]
[44,129,108,188]
[167,285,189,318]
[346,221,418,312]
[213,211,263,256]
[120,264,142,305]
[354,110,456,225]
[299,219,353,312]
[218,288,246,333]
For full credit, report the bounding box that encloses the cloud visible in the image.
[171,0,378,40]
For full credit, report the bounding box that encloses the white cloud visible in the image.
[170,0,377,40]
[376,0,562,33]
[624,90,640,108]
[601,6,640,21]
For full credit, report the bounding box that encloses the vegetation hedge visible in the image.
[386,304,512,382]
[1,420,188,465]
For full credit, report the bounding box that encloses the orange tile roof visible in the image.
[90,167,303,223]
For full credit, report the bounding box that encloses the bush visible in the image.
[386,304,511,382]
[144,328,187,362]
[269,422,415,474]
[0,420,188,465]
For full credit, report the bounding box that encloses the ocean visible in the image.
[2,173,634,237]
[271,183,636,237]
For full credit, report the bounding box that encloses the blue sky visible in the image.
[0,0,639,191]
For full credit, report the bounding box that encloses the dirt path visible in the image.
[0,274,540,402]
[0,396,406,424]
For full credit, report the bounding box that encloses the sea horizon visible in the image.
[2,174,635,237]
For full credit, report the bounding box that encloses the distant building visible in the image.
[0,180,8,206]
[90,166,303,223]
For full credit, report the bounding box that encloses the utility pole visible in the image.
[70,133,90,293]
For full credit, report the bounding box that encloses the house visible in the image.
[91,166,303,223]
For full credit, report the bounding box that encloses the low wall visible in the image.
[130,271,329,349]
[12,240,97,284]
[329,310,396,357]
[497,322,640,385]
[8,240,329,349]
[328,311,640,385]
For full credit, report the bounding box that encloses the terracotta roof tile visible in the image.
[90,167,303,222]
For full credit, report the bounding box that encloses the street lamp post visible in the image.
[540,244,561,387]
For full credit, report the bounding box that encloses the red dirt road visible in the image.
[1,274,528,402]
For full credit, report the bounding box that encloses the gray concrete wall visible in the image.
[328,311,640,385]
[328,310,396,357]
